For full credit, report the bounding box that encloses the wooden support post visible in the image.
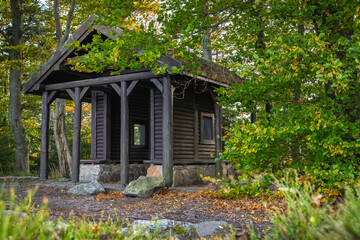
[72,87,82,183]
[215,103,223,178]
[40,91,50,180]
[150,88,155,160]
[120,81,129,185]
[162,77,173,187]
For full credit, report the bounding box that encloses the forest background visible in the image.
[0,0,359,199]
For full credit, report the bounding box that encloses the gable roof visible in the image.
[24,15,242,94]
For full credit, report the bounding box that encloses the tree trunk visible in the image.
[52,99,72,177]
[201,31,212,61]
[9,0,29,173]
[52,0,76,177]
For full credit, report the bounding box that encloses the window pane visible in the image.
[134,123,146,146]
[203,116,213,140]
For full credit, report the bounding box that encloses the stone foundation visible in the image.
[80,163,150,183]
[80,163,237,186]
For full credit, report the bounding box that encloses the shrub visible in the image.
[249,177,360,240]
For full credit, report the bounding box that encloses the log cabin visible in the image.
[23,16,243,187]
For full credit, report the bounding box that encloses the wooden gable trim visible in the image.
[23,16,95,93]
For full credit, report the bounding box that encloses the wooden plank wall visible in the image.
[129,87,150,161]
[110,93,120,161]
[196,91,216,162]
[109,86,150,162]
[94,91,107,160]
[154,87,163,161]
[173,89,195,163]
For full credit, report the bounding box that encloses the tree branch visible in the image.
[53,0,62,47]
[208,9,238,29]
[61,0,76,45]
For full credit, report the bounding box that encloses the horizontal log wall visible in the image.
[110,86,150,162]
[94,91,107,160]
[196,91,216,162]
[110,93,120,161]
[154,87,163,161]
[173,89,195,163]
[129,87,149,161]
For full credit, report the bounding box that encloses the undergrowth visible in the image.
[0,186,163,239]
[248,175,360,240]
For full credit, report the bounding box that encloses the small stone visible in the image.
[68,180,105,195]
[193,221,229,238]
[123,176,164,198]
[146,165,162,177]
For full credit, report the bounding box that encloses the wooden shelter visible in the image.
[24,16,242,187]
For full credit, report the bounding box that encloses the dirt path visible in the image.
[1,177,284,233]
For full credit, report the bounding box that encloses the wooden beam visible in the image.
[44,71,157,91]
[150,88,155,160]
[66,89,75,100]
[120,81,129,185]
[72,87,82,183]
[162,77,173,187]
[110,83,121,96]
[47,90,58,105]
[151,78,163,93]
[80,86,89,100]
[215,103,223,178]
[40,91,50,180]
[127,80,139,96]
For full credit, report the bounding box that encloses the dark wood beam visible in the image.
[127,80,139,96]
[80,86,90,100]
[40,91,50,180]
[47,90,58,105]
[215,103,222,178]
[66,89,75,100]
[120,81,129,185]
[150,88,155,160]
[151,78,163,93]
[44,71,158,91]
[110,83,121,96]
[162,77,173,187]
[72,87,82,183]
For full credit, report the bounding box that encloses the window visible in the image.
[132,121,147,148]
[200,112,215,144]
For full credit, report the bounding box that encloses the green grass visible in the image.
[0,186,163,239]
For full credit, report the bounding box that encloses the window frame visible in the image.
[200,112,215,144]
[130,119,148,149]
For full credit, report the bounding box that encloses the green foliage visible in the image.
[0,187,163,239]
[249,177,360,240]
[203,174,273,199]
[213,0,360,199]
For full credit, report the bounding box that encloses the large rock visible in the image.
[122,219,231,239]
[123,219,198,240]
[193,221,229,238]
[68,180,105,195]
[123,176,164,198]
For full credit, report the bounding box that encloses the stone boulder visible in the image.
[122,219,231,239]
[123,219,198,240]
[123,176,164,198]
[68,180,105,195]
[193,221,229,238]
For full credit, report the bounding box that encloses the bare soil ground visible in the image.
[1,177,285,234]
